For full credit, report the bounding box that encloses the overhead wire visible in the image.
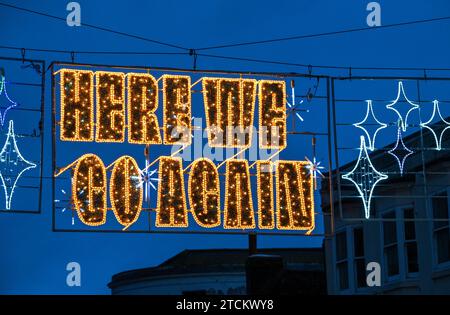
[2,45,450,74]
[196,15,450,51]
[1,3,450,73]
[0,2,188,51]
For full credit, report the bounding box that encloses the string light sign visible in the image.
[54,68,315,232]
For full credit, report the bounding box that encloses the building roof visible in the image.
[108,247,323,289]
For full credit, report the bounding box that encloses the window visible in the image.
[353,227,366,288]
[383,211,399,277]
[403,208,419,274]
[335,231,349,290]
[432,191,450,264]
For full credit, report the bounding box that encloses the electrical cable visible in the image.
[0,2,188,51]
[196,15,450,51]
[2,45,450,73]
[0,45,188,56]
[197,52,450,72]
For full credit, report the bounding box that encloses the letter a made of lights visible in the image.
[420,100,450,151]
[342,136,388,219]
[0,120,37,209]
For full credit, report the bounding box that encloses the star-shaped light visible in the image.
[131,164,159,203]
[0,75,19,127]
[305,156,325,190]
[286,81,307,122]
[54,188,70,213]
[386,81,419,132]
[354,100,387,151]
[388,126,413,176]
[420,100,450,150]
[342,136,388,219]
[0,120,36,209]
[54,183,86,225]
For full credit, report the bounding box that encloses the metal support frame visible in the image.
[331,75,450,222]
[0,56,45,214]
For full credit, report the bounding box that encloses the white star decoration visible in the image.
[388,126,413,176]
[0,120,36,209]
[386,81,419,132]
[54,182,86,225]
[132,165,159,203]
[420,100,450,151]
[354,100,387,151]
[0,75,19,127]
[342,136,388,219]
[305,156,325,190]
[286,83,305,122]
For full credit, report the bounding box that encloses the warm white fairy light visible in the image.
[110,155,143,226]
[54,68,326,233]
[202,77,257,148]
[162,75,192,145]
[95,71,126,143]
[127,73,162,145]
[188,158,221,228]
[224,159,255,229]
[259,80,287,149]
[156,156,188,227]
[59,69,94,141]
[256,161,274,229]
[72,153,107,226]
[276,160,314,230]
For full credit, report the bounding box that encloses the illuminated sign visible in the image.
[54,68,315,232]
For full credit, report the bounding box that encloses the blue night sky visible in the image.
[1,0,450,294]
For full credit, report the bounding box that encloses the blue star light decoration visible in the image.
[354,100,387,151]
[305,156,325,190]
[420,100,450,151]
[342,136,388,219]
[386,81,419,132]
[0,120,36,209]
[388,126,413,176]
[0,75,19,127]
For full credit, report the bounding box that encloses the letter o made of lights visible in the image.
[72,153,107,226]
[110,155,143,226]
